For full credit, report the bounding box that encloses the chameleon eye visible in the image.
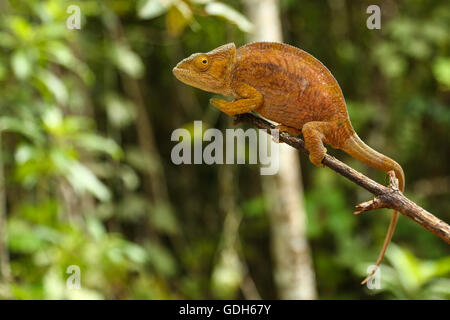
[195,56,210,70]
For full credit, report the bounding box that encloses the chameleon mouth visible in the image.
[172,67,200,87]
[172,67,192,81]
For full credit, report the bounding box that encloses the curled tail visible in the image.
[341,131,405,285]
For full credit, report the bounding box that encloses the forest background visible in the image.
[0,0,448,299]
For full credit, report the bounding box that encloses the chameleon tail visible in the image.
[340,132,405,285]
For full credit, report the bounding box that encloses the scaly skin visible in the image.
[173,42,405,284]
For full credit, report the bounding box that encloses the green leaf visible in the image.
[86,216,107,240]
[373,43,406,78]
[110,44,145,78]
[205,2,253,33]
[166,2,193,36]
[211,248,243,298]
[138,0,173,19]
[125,147,160,173]
[35,69,68,104]
[42,107,63,132]
[0,32,16,48]
[404,40,431,60]
[67,162,111,202]
[103,93,136,128]
[124,243,148,264]
[146,242,177,276]
[387,244,422,290]
[8,219,46,254]
[419,256,450,282]
[11,50,32,80]
[433,57,450,89]
[17,199,59,226]
[120,165,140,191]
[0,116,44,143]
[242,196,266,217]
[45,42,94,85]
[150,202,179,235]
[116,194,148,221]
[15,144,35,164]
[7,16,33,41]
[8,218,61,254]
[75,133,123,160]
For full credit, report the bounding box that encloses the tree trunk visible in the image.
[244,0,317,299]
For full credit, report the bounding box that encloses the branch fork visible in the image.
[354,171,399,215]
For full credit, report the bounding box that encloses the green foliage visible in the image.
[356,244,450,299]
[0,0,448,300]
[138,0,252,36]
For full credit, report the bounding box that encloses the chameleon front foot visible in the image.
[210,98,237,116]
[210,97,260,117]
[210,82,263,117]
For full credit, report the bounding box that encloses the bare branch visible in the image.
[354,171,399,215]
[354,198,386,215]
[234,113,450,244]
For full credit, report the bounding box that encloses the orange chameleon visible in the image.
[173,42,405,284]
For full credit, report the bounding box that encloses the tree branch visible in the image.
[234,113,450,244]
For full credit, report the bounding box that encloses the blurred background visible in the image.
[0,0,449,299]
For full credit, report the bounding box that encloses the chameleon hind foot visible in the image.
[302,121,333,167]
[308,146,327,167]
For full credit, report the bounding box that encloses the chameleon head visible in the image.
[172,43,236,95]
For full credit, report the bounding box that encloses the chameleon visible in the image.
[173,42,405,284]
